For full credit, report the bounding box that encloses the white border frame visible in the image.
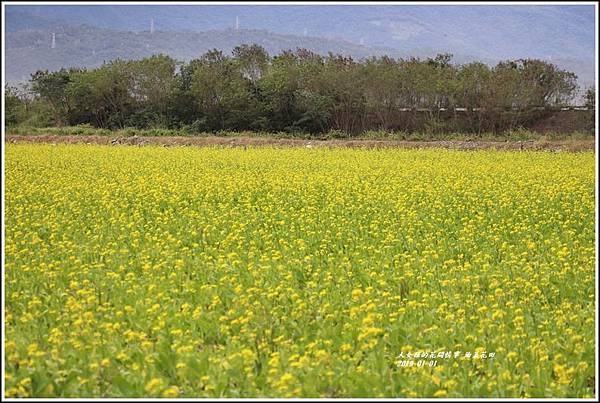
[1,1,598,401]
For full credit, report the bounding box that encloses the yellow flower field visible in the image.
[4,144,596,398]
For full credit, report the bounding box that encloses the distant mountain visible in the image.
[4,24,412,83]
[6,4,594,59]
[4,4,595,95]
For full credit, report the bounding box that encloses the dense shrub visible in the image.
[7,48,592,136]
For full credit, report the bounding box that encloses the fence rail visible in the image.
[395,106,594,112]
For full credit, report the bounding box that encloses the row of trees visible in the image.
[5,45,593,134]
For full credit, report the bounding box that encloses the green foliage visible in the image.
[4,86,28,126]
[325,129,349,139]
[8,47,588,136]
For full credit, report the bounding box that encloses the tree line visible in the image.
[5,44,595,135]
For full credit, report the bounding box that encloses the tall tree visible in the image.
[30,68,80,126]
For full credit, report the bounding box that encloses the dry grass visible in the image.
[5,135,596,152]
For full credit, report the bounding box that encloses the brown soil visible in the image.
[5,134,596,152]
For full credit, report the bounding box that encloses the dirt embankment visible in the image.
[5,134,596,152]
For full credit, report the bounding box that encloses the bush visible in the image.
[502,127,537,141]
[120,127,142,137]
[326,129,349,139]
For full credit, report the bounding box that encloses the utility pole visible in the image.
[150,18,154,34]
[51,32,56,49]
